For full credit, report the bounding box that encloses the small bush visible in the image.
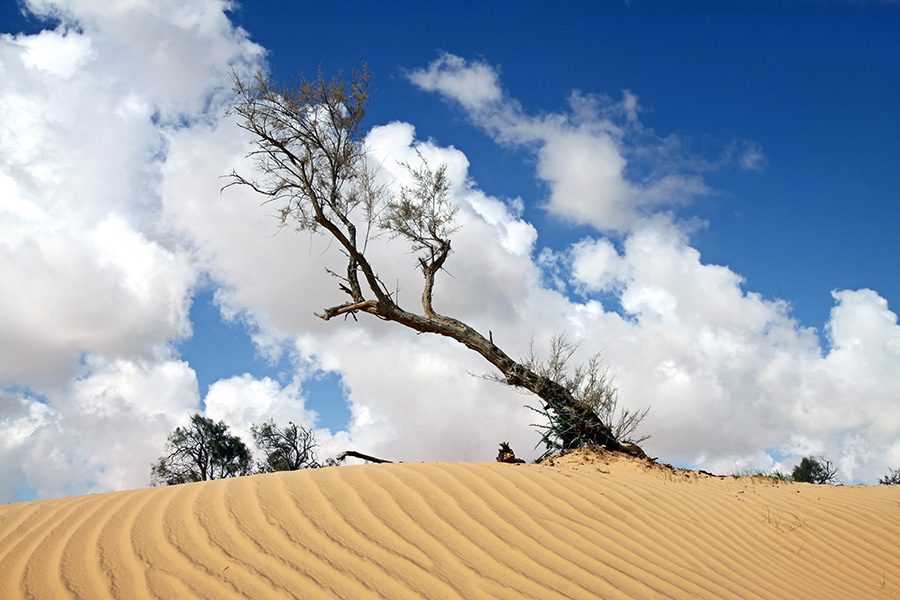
[791,455,838,484]
[251,420,319,472]
[522,334,649,460]
[879,468,900,485]
[731,468,792,482]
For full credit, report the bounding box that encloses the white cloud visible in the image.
[0,0,262,500]
[15,26,95,76]
[537,130,634,230]
[205,375,315,440]
[0,215,195,386]
[570,237,627,293]
[737,140,767,171]
[408,52,503,111]
[556,222,900,484]
[22,0,261,120]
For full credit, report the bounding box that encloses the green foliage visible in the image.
[878,467,900,485]
[730,468,792,482]
[524,334,650,460]
[527,401,603,461]
[151,414,252,486]
[251,420,320,472]
[791,455,838,485]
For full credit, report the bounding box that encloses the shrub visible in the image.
[151,414,252,485]
[731,468,792,482]
[878,467,900,485]
[791,455,838,484]
[251,420,320,472]
[523,334,649,460]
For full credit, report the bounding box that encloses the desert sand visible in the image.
[1,448,898,599]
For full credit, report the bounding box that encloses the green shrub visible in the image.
[791,455,838,484]
[879,468,900,485]
[731,468,792,482]
[522,334,649,460]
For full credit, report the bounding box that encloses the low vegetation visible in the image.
[515,334,650,461]
[731,468,793,482]
[879,467,900,485]
[791,455,838,484]
[731,455,840,485]
[151,415,320,486]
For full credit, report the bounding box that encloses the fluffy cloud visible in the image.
[0,216,195,386]
[0,355,199,502]
[205,375,314,440]
[407,53,503,111]
[0,0,262,500]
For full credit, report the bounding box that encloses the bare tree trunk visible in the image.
[319,297,622,452]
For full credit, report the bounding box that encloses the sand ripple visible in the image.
[1,453,898,599]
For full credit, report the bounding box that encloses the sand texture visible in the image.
[1,449,898,599]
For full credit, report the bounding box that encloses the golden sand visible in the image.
[1,449,898,599]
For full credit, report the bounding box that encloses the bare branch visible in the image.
[315,300,379,321]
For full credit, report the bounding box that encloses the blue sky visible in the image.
[1,0,898,501]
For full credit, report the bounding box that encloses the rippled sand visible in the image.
[1,449,898,599]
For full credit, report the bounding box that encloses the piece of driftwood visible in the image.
[336,450,393,464]
[496,442,526,464]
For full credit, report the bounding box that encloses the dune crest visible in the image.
[1,449,898,599]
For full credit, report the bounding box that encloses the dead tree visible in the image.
[227,65,631,454]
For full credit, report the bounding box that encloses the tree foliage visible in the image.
[151,414,252,485]
[251,420,320,472]
[520,334,650,460]
[878,467,900,485]
[227,65,646,455]
[791,455,838,485]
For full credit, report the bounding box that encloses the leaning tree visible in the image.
[227,65,644,455]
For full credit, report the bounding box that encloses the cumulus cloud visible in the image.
[556,220,900,484]
[407,53,503,111]
[205,375,314,439]
[0,0,262,500]
[0,355,200,502]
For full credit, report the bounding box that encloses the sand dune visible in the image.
[1,449,898,599]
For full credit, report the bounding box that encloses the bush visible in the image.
[879,468,900,485]
[731,468,792,482]
[151,414,253,485]
[523,334,649,460]
[791,455,838,484]
[251,420,320,472]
